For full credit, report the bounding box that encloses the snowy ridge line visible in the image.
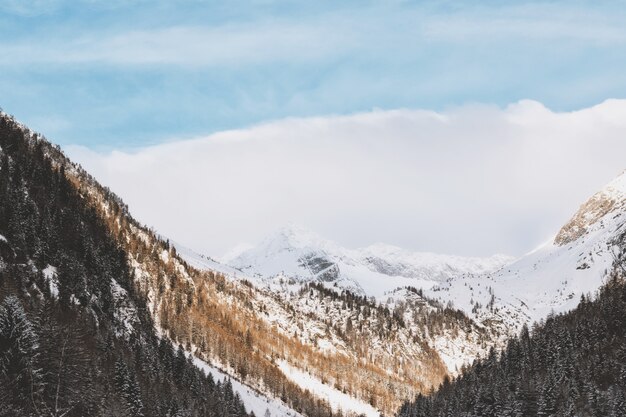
[225,224,514,296]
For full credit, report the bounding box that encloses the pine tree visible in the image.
[37,302,91,417]
[0,295,42,414]
[115,359,145,417]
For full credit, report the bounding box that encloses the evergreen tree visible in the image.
[0,295,42,414]
[115,359,145,417]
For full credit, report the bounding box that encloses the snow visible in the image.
[604,169,626,196]
[425,170,626,331]
[192,356,305,417]
[277,360,380,417]
[178,225,514,381]
[432,330,486,375]
[220,243,256,264]
[223,223,513,300]
[42,265,58,298]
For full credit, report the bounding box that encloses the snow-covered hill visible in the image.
[193,356,305,417]
[176,229,513,414]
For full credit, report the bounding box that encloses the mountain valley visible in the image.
[0,110,625,417]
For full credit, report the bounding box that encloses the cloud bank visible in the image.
[67,100,626,258]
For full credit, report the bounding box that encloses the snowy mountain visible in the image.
[224,224,513,298]
[174,228,515,414]
[425,170,626,331]
[218,170,626,335]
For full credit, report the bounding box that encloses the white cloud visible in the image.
[66,100,626,258]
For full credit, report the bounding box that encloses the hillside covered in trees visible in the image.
[397,247,626,417]
[0,112,251,416]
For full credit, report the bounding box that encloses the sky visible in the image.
[2,1,626,257]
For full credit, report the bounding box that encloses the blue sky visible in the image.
[2,0,626,149]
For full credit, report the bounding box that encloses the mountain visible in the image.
[223,223,513,297]
[0,112,250,417]
[165,165,626,416]
[425,170,626,332]
[220,168,626,340]
[175,233,520,414]
[398,251,626,417]
[181,170,626,413]
[212,167,626,350]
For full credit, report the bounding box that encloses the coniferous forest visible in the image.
[0,114,250,416]
[398,249,626,417]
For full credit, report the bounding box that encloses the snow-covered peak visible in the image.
[433,169,626,329]
[358,243,513,279]
[224,226,513,298]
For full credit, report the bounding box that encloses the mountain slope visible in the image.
[187,170,626,409]
[398,248,626,417]
[177,232,519,411]
[0,112,250,417]
[426,170,626,333]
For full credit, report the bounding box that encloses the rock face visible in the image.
[555,170,626,246]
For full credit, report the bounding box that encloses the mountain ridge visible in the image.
[222,223,513,298]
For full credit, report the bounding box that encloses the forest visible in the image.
[0,113,250,417]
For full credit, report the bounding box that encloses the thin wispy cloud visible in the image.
[2,3,626,68]
[424,4,626,43]
[1,23,354,67]
[0,0,153,16]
